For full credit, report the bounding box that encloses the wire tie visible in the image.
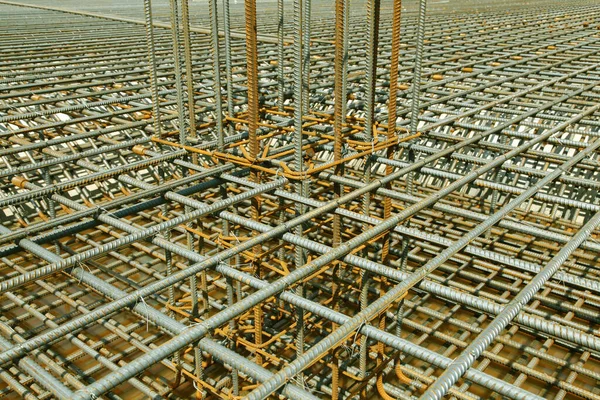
[76,261,92,285]
[94,205,112,219]
[93,206,102,219]
[352,320,368,348]
[557,273,567,292]
[136,295,150,332]
[292,375,307,390]
[185,318,207,333]
[192,379,203,393]
[75,389,98,400]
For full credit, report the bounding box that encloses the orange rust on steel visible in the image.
[256,138,330,160]
[256,134,420,178]
[245,0,259,161]
[245,0,263,361]
[237,327,289,350]
[383,0,402,255]
[332,0,345,252]
[258,133,421,179]
[379,5,405,389]
[151,134,420,179]
[180,368,240,400]
[386,4,414,379]
[331,353,340,400]
[366,0,381,138]
[268,105,373,125]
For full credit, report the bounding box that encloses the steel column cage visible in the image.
[1,0,600,399]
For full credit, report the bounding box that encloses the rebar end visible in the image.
[132,145,147,156]
[11,176,28,189]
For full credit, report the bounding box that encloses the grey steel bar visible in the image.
[420,211,600,399]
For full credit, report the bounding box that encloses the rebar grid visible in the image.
[1,0,600,399]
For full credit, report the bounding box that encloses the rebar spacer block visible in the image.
[11,176,28,189]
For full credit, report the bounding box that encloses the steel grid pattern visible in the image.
[1,0,600,399]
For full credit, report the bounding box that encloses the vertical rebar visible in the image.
[143,0,162,138]
[292,0,306,378]
[244,0,263,366]
[180,0,196,142]
[409,0,428,136]
[331,0,346,396]
[222,0,235,135]
[208,0,224,147]
[359,0,381,382]
[214,0,236,382]
[277,0,285,111]
[383,0,401,264]
[361,0,381,219]
[168,0,187,145]
[194,347,205,399]
[406,0,426,233]
[36,130,58,256]
[245,0,259,160]
[487,133,506,239]
[340,0,350,124]
[302,0,311,115]
[226,276,239,395]
[332,0,345,250]
[178,0,199,341]
[293,0,304,176]
[387,2,409,387]
[165,5,182,381]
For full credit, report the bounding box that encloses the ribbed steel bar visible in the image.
[421,210,600,399]
[68,86,600,398]
[212,257,544,400]
[1,220,317,400]
[0,178,286,293]
[55,174,510,400]
[0,226,162,399]
[243,109,600,400]
[217,202,600,356]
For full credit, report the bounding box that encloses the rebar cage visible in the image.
[1,0,600,399]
